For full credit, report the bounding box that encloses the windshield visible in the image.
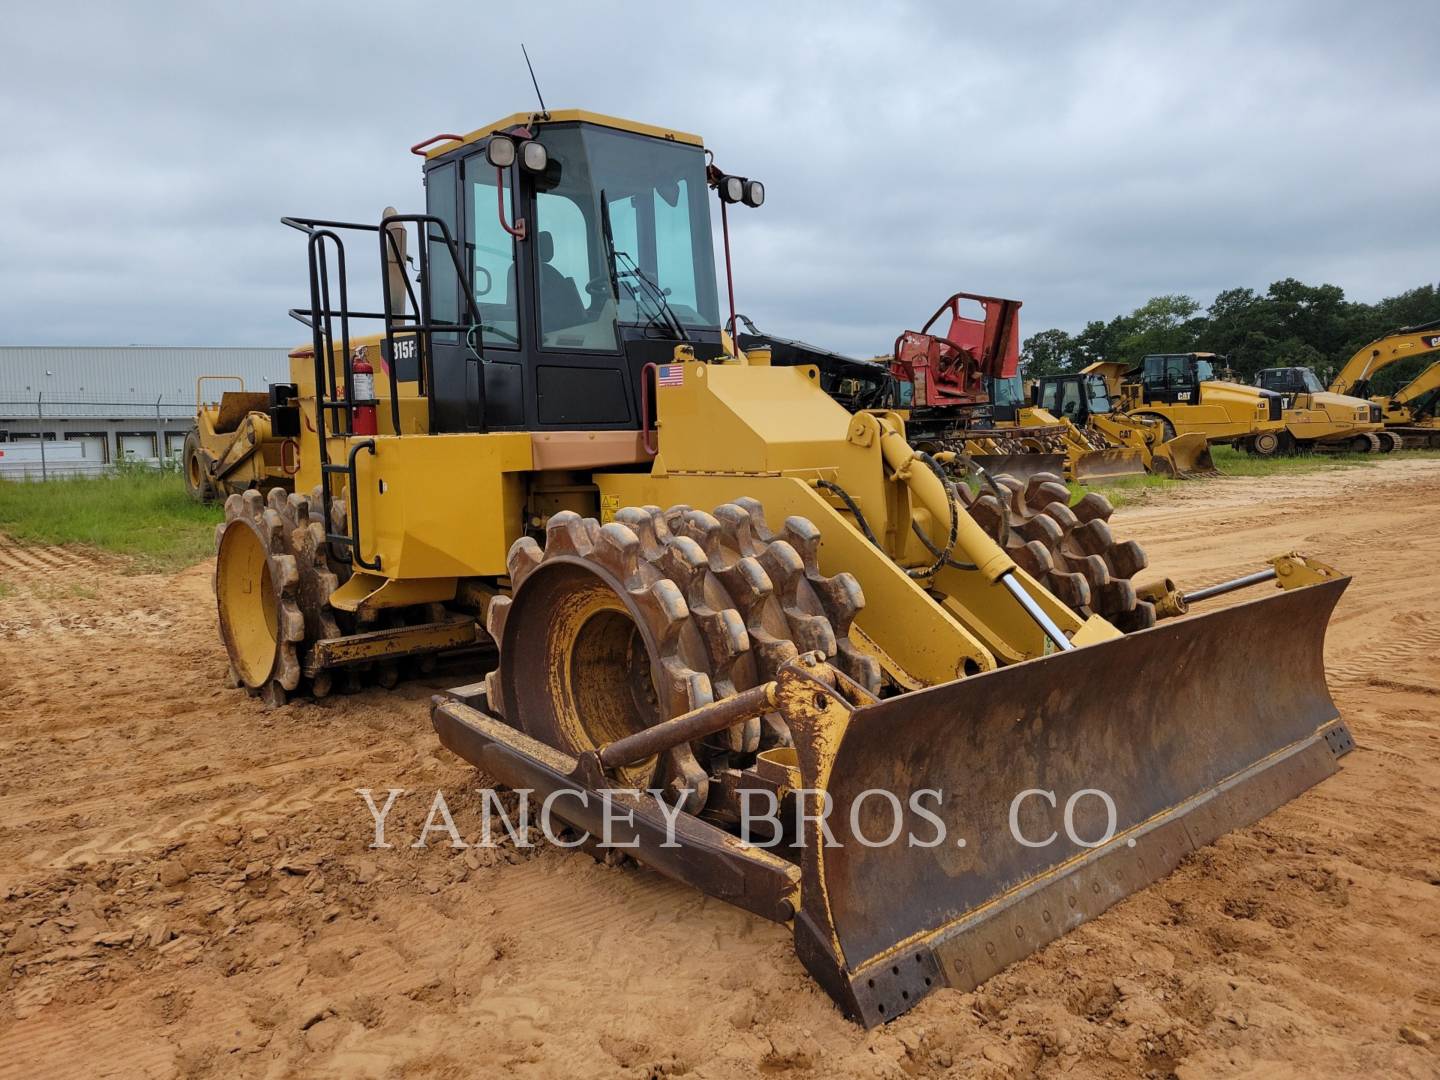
[1257,368,1324,394]
[990,374,1025,406]
[1039,376,1106,419]
[1194,358,1216,381]
[1083,375,1112,413]
[532,124,720,350]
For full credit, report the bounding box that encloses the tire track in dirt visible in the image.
[2,462,1440,1078]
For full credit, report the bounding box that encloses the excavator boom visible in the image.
[1329,320,1440,398]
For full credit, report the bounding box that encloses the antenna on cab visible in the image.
[521,44,550,120]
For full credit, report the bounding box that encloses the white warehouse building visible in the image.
[0,346,291,477]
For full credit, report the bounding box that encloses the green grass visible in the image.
[0,468,224,572]
[1207,444,1440,477]
[1066,471,1176,508]
[1005,445,1440,509]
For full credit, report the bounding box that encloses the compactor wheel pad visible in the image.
[484,503,880,811]
[963,471,1155,631]
[214,486,343,706]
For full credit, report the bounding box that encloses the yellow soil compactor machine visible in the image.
[1020,369,1215,479]
[213,110,1354,1027]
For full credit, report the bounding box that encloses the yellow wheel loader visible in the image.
[214,110,1354,1027]
[184,376,300,502]
[1252,367,1389,452]
[1090,354,1290,455]
[1329,321,1440,449]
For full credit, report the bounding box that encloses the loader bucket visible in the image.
[789,577,1351,1026]
[1070,447,1148,483]
[1151,433,1217,478]
[968,453,1068,485]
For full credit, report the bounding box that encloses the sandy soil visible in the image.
[0,458,1438,1079]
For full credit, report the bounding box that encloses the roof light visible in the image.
[520,140,548,173]
[486,136,516,168]
[743,179,765,208]
[719,175,746,204]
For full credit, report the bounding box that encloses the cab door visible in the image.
[1142,356,1197,405]
[423,152,526,432]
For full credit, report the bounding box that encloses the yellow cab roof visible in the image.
[423,109,704,160]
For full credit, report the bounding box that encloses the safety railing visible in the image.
[280,213,487,567]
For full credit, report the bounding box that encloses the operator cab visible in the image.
[1134,353,1221,404]
[1255,367,1324,396]
[1034,373,1113,423]
[987,374,1027,423]
[418,112,729,434]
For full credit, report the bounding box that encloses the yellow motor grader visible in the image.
[183,377,299,501]
[213,109,1353,1027]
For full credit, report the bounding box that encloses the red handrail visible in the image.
[410,134,465,156]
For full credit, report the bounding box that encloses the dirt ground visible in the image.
[1,459,1438,1079]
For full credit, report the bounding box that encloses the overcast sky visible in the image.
[3,1,1436,356]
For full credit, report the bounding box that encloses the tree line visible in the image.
[1021,280,1439,393]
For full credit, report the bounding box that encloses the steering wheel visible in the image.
[473,266,492,297]
[585,272,616,298]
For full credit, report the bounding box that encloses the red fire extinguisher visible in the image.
[351,348,377,436]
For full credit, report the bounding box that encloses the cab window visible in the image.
[530,123,720,352]
[1055,380,1083,418]
[465,163,520,345]
[990,374,1024,407]
[425,161,460,344]
[1084,376,1112,413]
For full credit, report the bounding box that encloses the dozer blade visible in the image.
[968,453,1068,485]
[431,579,1351,1029]
[1070,447,1148,483]
[790,577,1351,1026]
[1152,433,1217,478]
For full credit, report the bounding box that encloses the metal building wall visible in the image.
[0,346,291,420]
[0,346,293,477]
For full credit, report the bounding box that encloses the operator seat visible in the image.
[536,231,586,331]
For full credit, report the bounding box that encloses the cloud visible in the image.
[2,0,1436,354]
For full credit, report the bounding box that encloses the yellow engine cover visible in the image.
[351,432,533,578]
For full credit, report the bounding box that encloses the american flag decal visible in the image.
[656,364,685,388]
